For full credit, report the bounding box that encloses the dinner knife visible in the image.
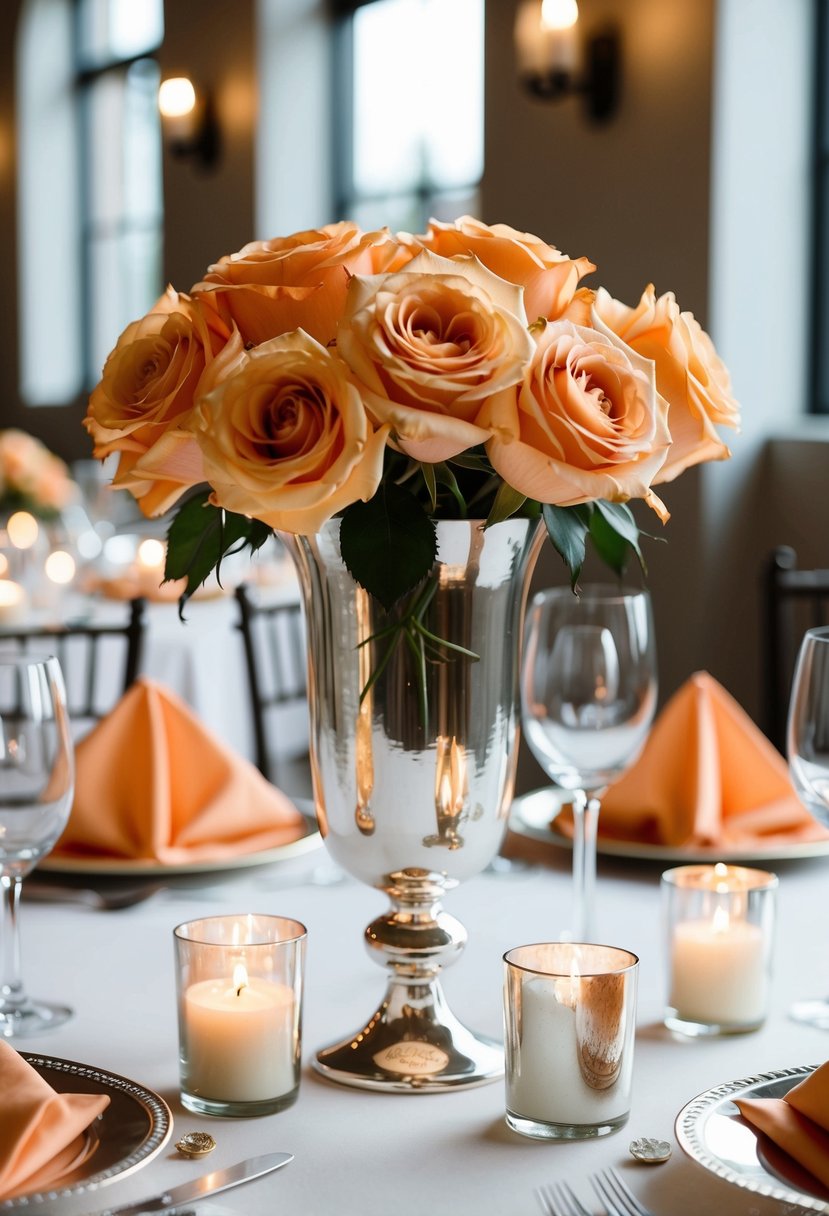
[95,1151,293,1215]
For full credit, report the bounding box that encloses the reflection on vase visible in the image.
[284,516,543,1092]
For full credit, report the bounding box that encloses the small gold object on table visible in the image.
[175,1132,216,1158]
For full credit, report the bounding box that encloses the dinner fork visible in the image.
[591,1168,655,1216]
[535,1180,592,1216]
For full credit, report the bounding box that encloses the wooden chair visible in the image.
[0,598,146,735]
[234,583,309,787]
[763,546,829,752]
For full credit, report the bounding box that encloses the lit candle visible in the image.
[0,578,28,624]
[664,863,777,1032]
[669,908,765,1026]
[504,942,638,1138]
[183,962,295,1103]
[44,549,76,586]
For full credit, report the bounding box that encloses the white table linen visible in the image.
[19,840,829,1215]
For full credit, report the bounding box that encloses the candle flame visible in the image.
[233,962,248,996]
[713,862,729,879]
[712,905,730,934]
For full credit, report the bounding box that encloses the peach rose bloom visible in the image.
[337,250,535,463]
[192,222,416,348]
[84,288,230,517]
[593,285,740,484]
[418,216,595,323]
[190,330,390,533]
[482,318,671,516]
[0,430,74,511]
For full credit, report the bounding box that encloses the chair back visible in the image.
[0,598,146,736]
[763,546,829,751]
[234,583,307,785]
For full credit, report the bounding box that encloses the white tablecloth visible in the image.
[18,835,829,1215]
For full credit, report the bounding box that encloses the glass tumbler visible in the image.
[174,914,306,1117]
[503,942,638,1140]
[662,864,777,1036]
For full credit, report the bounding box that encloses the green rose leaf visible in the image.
[542,503,591,590]
[485,480,527,527]
[592,500,646,575]
[340,482,437,610]
[166,491,271,618]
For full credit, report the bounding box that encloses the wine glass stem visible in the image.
[0,875,25,1013]
[571,792,600,943]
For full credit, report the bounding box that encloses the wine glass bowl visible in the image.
[0,654,75,1036]
[521,585,657,941]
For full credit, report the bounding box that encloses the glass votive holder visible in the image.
[662,863,777,1037]
[173,913,307,1117]
[503,942,639,1141]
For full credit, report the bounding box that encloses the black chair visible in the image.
[0,597,146,735]
[763,546,829,752]
[234,583,309,787]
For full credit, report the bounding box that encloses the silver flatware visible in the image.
[536,1180,591,1216]
[591,1168,655,1216]
[95,1150,293,1215]
[23,882,163,911]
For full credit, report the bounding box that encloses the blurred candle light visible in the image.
[44,550,76,586]
[7,511,39,550]
[137,538,166,571]
[0,579,28,624]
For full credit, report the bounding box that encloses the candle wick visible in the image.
[236,983,245,997]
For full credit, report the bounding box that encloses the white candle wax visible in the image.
[507,977,631,1125]
[0,579,28,625]
[669,917,766,1025]
[184,975,295,1102]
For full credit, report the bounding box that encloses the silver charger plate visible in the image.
[510,788,829,863]
[0,1054,173,1209]
[675,1065,829,1212]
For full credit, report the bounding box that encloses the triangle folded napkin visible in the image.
[53,677,306,865]
[555,671,828,849]
[0,1040,109,1202]
[736,1061,829,1189]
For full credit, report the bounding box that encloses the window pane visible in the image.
[78,0,163,68]
[88,228,162,379]
[351,0,484,199]
[123,60,163,223]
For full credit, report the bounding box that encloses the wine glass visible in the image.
[521,585,657,942]
[787,624,829,1028]
[0,654,75,1036]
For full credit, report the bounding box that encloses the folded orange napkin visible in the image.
[0,1041,109,1202]
[736,1061,829,1189]
[554,672,828,849]
[53,678,306,864]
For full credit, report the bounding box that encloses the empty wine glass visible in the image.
[521,585,657,941]
[787,624,829,1028]
[0,654,75,1036]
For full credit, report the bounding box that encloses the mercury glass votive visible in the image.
[503,942,639,1140]
[174,914,307,1117]
[662,864,777,1037]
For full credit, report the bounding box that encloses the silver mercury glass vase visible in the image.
[284,516,543,1091]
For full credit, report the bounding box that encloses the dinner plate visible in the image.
[39,807,322,877]
[1,1054,172,1210]
[675,1065,828,1212]
[509,788,829,862]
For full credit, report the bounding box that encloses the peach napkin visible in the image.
[0,1041,109,1202]
[53,678,306,864]
[736,1061,829,1189]
[554,672,829,849]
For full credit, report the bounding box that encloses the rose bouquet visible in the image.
[84,217,739,612]
[0,429,76,521]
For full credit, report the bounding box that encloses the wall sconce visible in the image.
[514,0,621,123]
[158,76,220,169]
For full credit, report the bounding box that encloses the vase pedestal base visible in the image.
[313,978,503,1093]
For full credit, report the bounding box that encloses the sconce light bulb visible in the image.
[540,0,579,30]
[159,76,197,119]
